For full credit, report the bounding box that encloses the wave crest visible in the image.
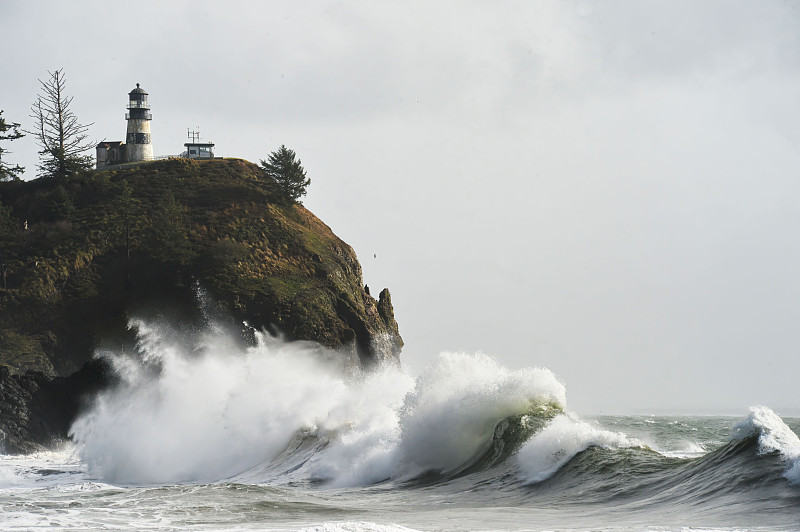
[308,352,565,486]
[394,352,565,479]
[731,405,800,484]
[517,413,645,484]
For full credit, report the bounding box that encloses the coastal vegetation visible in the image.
[0,157,402,378]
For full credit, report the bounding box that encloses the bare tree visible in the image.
[28,68,94,179]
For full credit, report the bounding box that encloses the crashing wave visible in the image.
[69,319,567,487]
[285,352,565,486]
[731,405,800,484]
[390,352,565,480]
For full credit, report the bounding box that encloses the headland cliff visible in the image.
[0,158,402,452]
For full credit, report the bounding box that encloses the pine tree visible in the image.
[0,110,25,181]
[28,69,94,180]
[260,145,310,204]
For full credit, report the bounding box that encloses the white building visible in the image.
[125,83,153,162]
[183,129,215,159]
[96,83,154,168]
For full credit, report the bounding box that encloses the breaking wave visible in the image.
[69,318,565,486]
[517,413,646,483]
[63,314,800,528]
[0,313,794,531]
[731,405,800,485]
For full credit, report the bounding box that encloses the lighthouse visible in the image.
[125,83,153,162]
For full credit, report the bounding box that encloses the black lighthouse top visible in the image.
[126,83,151,119]
[129,83,148,96]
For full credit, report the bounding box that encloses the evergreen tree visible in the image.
[0,110,25,181]
[28,69,94,180]
[260,145,310,204]
[46,185,76,221]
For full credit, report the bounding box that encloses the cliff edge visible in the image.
[0,158,402,452]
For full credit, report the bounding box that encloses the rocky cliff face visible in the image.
[0,158,402,452]
[0,360,113,454]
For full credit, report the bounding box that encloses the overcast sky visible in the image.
[2,0,799,415]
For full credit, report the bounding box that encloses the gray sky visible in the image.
[2,0,799,415]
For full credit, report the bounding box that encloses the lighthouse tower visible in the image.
[125,83,153,162]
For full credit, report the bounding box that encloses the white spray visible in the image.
[70,319,568,486]
[731,405,800,485]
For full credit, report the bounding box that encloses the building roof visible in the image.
[184,142,215,147]
[96,141,124,148]
[129,83,148,95]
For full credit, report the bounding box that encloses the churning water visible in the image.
[1,318,798,531]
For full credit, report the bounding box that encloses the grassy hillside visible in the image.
[0,158,402,376]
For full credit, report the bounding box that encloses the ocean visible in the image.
[1,318,798,531]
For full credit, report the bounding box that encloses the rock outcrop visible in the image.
[0,360,113,454]
[0,158,402,452]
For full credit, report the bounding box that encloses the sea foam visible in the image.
[300,522,421,532]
